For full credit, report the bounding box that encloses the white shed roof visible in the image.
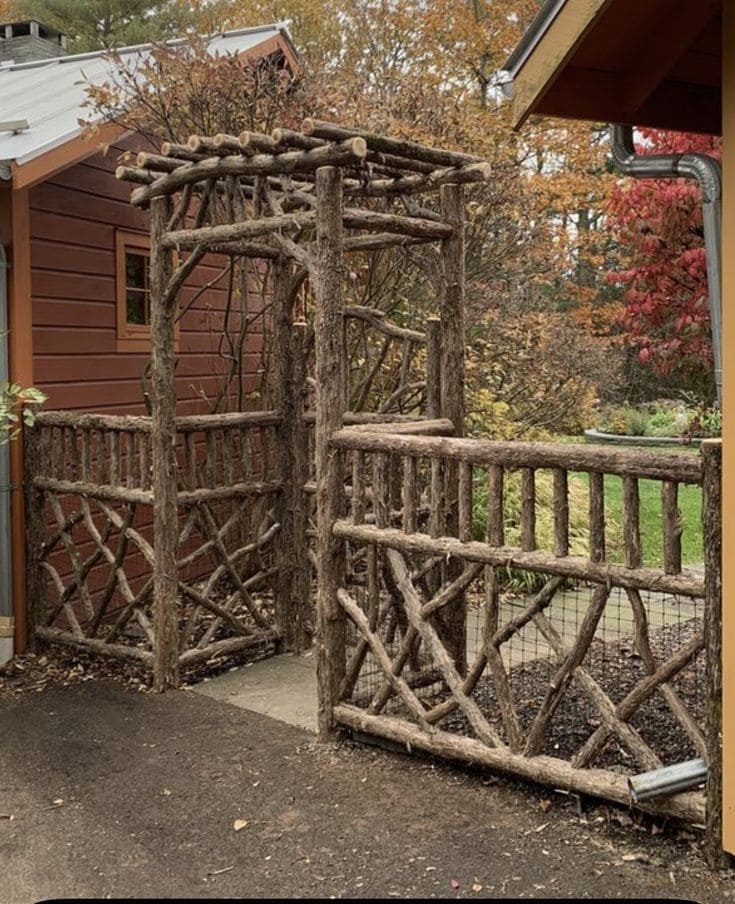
[0,23,296,172]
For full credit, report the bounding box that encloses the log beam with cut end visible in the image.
[127,138,368,205]
[358,162,491,197]
[162,211,315,250]
[333,705,707,825]
[302,119,484,168]
[162,210,452,252]
[328,431,704,483]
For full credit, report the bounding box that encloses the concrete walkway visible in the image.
[195,650,319,732]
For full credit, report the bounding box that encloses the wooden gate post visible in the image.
[702,439,730,867]
[149,196,180,691]
[439,184,467,672]
[274,255,311,651]
[314,165,347,739]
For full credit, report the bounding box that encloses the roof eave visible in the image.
[2,24,300,189]
[501,0,614,130]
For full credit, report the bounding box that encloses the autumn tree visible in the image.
[606,128,721,398]
[78,0,622,431]
[212,0,620,424]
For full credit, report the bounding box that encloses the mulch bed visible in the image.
[0,634,278,701]
[435,617,705,770]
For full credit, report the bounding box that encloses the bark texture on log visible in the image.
[701,441,728,867]
[150,197,180,691]
[332,522,706,598]
[439,184,466,672]
[333,705,706,824]
[314,167,348,740]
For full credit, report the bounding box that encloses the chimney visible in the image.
[0,20,67,64]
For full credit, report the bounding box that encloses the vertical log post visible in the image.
[426,317,442,420]
[623,476,642,569]
[661,481,683,575]
[520,468,536,552]
[439,184,466,672]
[314,166,347,740]
[553,468,569,557]
[589,472,606,563]
[702,440,729,867]
[149,196,180,691]
[275,259,311,650]
[426,318,444,595]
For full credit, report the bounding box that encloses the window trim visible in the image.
[115,230,180,353]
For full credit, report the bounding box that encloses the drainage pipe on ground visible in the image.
[611,124,722,404]
[0,240,13,665]
[628,758,708,803]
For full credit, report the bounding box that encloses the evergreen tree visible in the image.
[9,0,199,51]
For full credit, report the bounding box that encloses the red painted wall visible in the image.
[29,137,265,415]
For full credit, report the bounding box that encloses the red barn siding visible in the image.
[29,139,265,416]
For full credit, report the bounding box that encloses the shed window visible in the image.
[125,248,151,326]
[116,230,154,352]
[116,230,180,353]
[124,248,151,326]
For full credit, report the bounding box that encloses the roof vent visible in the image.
[0,20,67,64]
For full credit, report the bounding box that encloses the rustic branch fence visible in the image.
[326,431,720,834]
[25,408,292,671]
[22,118,724,859]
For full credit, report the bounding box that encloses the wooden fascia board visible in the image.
[10,32,300,191]
[511,0,615,129]
[11,121,127,191]
[7,187,32,652]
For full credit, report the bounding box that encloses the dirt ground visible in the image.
[1,668,734,901]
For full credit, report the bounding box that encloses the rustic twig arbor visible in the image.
[110,119,488,694]
[24,119,724,860]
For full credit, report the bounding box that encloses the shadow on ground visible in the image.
[0,680,732,901]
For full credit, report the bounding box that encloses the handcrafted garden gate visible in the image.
[24,119,724,859]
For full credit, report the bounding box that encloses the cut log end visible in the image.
[351,136,368,160]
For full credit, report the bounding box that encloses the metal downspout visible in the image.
[0,241,13,664]
[611,124,722,404]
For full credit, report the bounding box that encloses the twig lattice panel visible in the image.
[330,433,712,824]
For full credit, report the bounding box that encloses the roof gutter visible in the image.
[611,124,722,404]
[0,240,13,665]
[498,0,568,98]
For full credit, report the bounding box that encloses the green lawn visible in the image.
[562,440,703,567]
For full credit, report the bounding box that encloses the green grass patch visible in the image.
[566,439,703,567]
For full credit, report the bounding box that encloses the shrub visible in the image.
[687,405,722,438]
[624,407,648,436]
[466,309,619,440]
[0,382,46,445]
